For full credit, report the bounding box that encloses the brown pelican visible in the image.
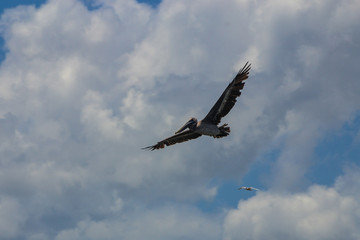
[143,62,251,150]
[238,187,259,191]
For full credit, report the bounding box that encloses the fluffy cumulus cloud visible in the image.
[223,166,360,240]
[55,205,222,240]
[0,0,359,239]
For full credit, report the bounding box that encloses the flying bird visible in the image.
[143,62,251,150]
[238,187,259,191]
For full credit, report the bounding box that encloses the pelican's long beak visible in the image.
[175,120,192,134]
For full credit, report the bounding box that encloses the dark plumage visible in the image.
[143,62,251,150]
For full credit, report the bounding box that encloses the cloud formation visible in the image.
[0,0,359,239]
[224,166,360,240]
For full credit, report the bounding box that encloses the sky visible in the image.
[0,0,359,239]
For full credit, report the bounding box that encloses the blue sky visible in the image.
[0,0,45,13]
[0,0,360,239]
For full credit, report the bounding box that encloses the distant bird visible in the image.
[238,187,259,191]
[142,62,251,150]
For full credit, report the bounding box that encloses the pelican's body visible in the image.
[176,118,228,137]
[195,121,221,136]
[143,62,251,150]
[238,187,259,191]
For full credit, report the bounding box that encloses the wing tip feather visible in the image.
[141,146,155,151]
[238,61,251,75]
[142,143,165,151]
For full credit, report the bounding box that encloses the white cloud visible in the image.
[55,205,222,240]
[81,90,124,140]
[223,167,360,240]
[0,197,25,239]
[0,0,359,238]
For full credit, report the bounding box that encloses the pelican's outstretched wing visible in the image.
[142,130,202,151]
[238,186,259,191]
[203,62,251,125]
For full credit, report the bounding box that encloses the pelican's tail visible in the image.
[214,124,230,138]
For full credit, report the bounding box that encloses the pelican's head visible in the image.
[175,117,197,134]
